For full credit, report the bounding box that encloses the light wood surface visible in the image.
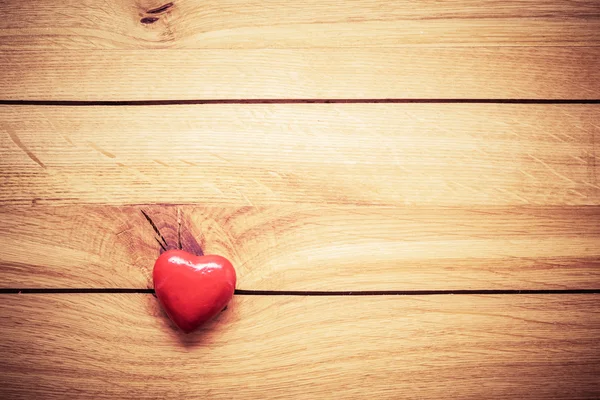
[1,294,598,399]
[2,48,599,100]
[1,205,599,290]
[2,0,599,49]
[2,1,597,101]
[1,104,599,206]
[1,0,599,398]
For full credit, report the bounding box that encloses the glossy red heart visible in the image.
[153,249,236,333]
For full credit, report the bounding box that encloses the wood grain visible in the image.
[2,0,599,49]
[1,294,598,399]
[1,104,598,206]
[1,48,599,100]
[1,205,599,290]
[1,2,598,399]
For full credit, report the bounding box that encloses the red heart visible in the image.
[153,249,236,333]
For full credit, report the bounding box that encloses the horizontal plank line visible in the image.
[0,288,599,295]
[1,99,600,106]
[238,289,600,296]
[5,46,600,50]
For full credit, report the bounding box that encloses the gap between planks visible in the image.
[1,99,600,105]
[1,288,599,295]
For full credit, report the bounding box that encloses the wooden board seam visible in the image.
[1,289,599,295]
[1,99,600,105]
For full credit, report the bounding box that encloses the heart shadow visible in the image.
[153,296,230,349]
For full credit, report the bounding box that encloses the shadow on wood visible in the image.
[148,291,235,348]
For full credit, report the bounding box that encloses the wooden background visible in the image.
[1,0,599,398]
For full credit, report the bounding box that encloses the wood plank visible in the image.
[1,205,598,290]
[1,104,599,206]
[2,48,599,100]
[1,294,598,399]
[2,0,599,49]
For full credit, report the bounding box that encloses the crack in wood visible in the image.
[155,237,167,252]
[177,207,182,250]
[147,2,174,14]
[141,209,169,250]
[140,17,159,24]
